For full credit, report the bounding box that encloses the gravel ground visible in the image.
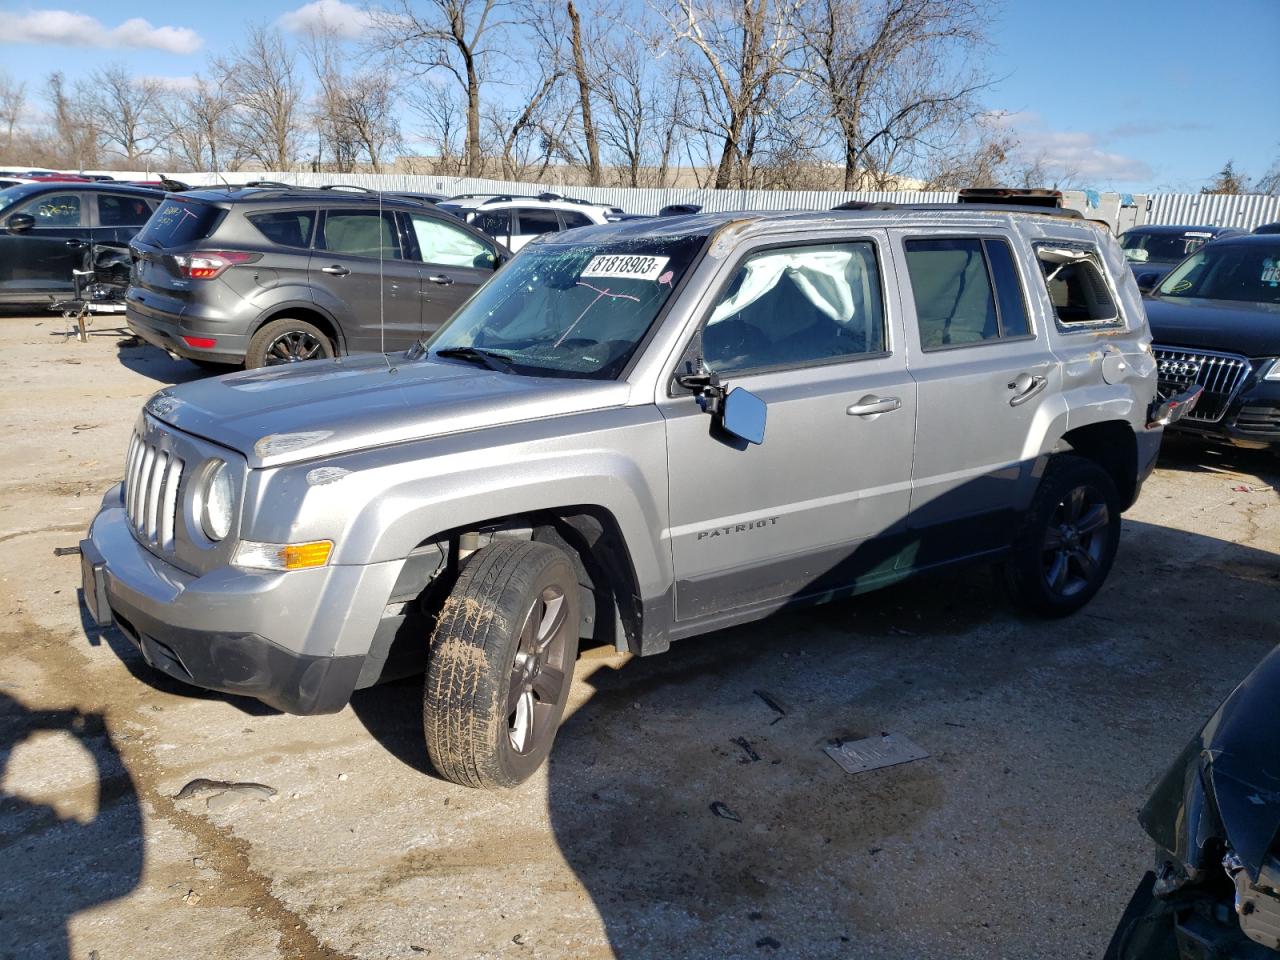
[1,310,1277,960]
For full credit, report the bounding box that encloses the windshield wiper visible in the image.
[434,346,515,373]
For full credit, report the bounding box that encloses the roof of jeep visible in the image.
[538,204,1102,245]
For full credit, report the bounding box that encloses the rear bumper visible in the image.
[125,294,251,364]
[82,485,402,714]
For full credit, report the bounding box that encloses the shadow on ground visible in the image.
[0,693,143,960]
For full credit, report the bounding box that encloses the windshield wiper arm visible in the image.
[434,347,514,373]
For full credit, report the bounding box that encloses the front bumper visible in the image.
[82,485,401,714]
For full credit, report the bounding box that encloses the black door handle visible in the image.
[426,274,454,286]
[64,240,85,248]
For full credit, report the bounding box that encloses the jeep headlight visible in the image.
[201,461,234,541]
[1265,359,1280,381]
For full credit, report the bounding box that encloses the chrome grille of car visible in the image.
[1152,346,1252,423]
[123,432,184,551]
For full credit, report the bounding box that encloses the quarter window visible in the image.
[903,237,1030,349]
[1035,245,1119,327]
[407,214,495,268]
[248,210,315,248]
[320,210,399,258]
[701,241,886,375]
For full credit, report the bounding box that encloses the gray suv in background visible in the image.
[125,186,508,369]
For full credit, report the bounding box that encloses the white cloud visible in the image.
[992,111,1153,186]
[277,0,380,39]
[6,11,202,54]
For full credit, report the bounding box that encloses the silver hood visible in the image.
[144,355,631,468]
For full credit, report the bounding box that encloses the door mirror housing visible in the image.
[6,213,34,234]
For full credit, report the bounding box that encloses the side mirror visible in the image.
[676,363,767,445]
[722,387,767,445]
[1136,272,1158,295]
[6,213,34,234]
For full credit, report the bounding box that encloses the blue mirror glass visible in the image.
[722,387,766,445]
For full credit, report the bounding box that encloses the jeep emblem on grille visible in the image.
[1159,359,1200,377]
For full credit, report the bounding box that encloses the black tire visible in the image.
[1005,454,1121,617]
[244,318,334,369]
[189,358,240,373]
[424,541,580,789]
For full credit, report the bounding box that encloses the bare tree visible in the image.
[565,0,602,184]
[46,72,99,170]
[801,0,990,190]
[404,81,469,173]
[0,71,25,155]
[158,74,240,172]
[306,26,403,172]
[660,0,803,189]
[215,26,303,170]
[89,65,162,166]
[369,0,515,177]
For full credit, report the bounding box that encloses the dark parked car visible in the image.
[126,186,510,369]
[1118,225,1242,293]
[1146,234,1280,449]
[1106,643,1280,959]
[1254,222,1280,235]
[0,181,161,305]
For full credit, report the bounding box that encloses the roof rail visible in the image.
[829,200,1084,220]
[317,184,373,193]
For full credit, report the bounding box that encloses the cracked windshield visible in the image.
[427,234,706,378]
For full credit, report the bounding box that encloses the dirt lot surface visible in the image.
[1,312,1277,960]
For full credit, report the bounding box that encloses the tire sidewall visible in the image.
[491,550,580,785]
[1011,457,1122,616]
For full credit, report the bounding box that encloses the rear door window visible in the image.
[18,192,83,227]
[248,209,315,248]
[319,210,400,259]
[903,237,1031,349]
[134,199,222,248]
[97,194,154,227]
[514,207,562,238]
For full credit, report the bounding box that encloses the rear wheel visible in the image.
[1005,455,1121,617]
[245,318,334,369]
[424,541,580,789]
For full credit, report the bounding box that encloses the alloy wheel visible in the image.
[1041,484,1111,599]
[507,585,571,754]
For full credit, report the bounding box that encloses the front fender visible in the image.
[240,406,673,602]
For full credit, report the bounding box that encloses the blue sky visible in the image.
[0,0,1276,191]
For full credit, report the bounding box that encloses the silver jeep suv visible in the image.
[81,206,1197,788]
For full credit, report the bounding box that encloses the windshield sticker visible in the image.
[1184,232,1213,238]
[580,254,670,282]
[1263,259,1279,286]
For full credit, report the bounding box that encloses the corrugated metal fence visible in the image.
[114,169,1280,230]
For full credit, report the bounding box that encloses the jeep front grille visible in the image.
[123,433,184,550]
[1152,346,1251,423]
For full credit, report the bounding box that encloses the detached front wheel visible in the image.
[1006,454,1121,617]
[424,541,580,789]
